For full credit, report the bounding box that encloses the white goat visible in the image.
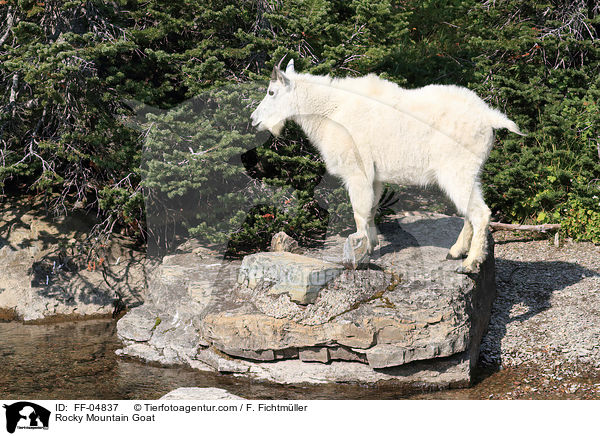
[250,59,524,272]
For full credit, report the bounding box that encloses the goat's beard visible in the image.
[268,120,285,137]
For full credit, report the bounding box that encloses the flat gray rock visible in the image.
[117,212,496,387]
[160,387,244,400]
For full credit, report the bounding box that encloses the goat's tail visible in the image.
[487,109,526,136]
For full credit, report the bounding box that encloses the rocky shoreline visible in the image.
[479,232,600,370]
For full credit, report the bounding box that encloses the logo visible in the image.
[3,402,50,434]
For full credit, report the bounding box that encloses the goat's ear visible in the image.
[285,59,295,74]
[272,67,291,87]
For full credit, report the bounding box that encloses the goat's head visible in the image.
[251,58,296,137]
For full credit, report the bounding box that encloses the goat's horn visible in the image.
[271,54,287,80]
[277,54,287,70]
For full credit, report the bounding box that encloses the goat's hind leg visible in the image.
[446,219,473,260]
[437,168,489,272]
[461,184,491,273]
[436,169,476,263]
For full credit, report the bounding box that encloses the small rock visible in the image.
[116,343,163,363]
[329,346,368,363]
[195,347,250,373]
[271,232,301,254]
[116,306,159,342]
[220,347,276,361]
[299,347,330,363]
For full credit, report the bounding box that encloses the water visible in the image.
[0,320,419,400]
[1,319,599,400]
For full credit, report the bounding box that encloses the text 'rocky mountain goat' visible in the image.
[250,59,524,272]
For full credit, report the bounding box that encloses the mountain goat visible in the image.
[250,59,524,272]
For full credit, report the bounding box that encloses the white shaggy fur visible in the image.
[251,60,524,271]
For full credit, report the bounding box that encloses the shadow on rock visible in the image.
[374,219,421,257]
[371,215,465,266]
[29,247,145,310]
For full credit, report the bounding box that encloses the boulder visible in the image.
[117,212,496,388]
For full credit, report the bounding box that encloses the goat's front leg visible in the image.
[342,176,374,269]
[367,180,384,249]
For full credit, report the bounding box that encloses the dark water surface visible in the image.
[0,319,416,400]
[1,319,599,400]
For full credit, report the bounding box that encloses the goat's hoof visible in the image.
[446,251,466,260]
[343,234,370,269]
[456,261,480,275]
[455,265,470,274]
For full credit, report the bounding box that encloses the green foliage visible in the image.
[138,85,259,251]
[460,0,600,240]
[562,193,600,243]
[0,0,144,249]
[1,0,599,252]
[133,0,413,254]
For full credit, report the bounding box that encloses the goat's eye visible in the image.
[268,90,274,96]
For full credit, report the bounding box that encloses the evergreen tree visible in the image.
[462,0,600,241]
[0,0,144,251]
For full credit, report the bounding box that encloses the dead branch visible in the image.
[0,7,15,47]
[9,73,18,104]
[490,222,561,232]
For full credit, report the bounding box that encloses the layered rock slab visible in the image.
[238,252,344,304]
[117,213,495,387]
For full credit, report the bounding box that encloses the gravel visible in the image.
[479,231,600,369]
